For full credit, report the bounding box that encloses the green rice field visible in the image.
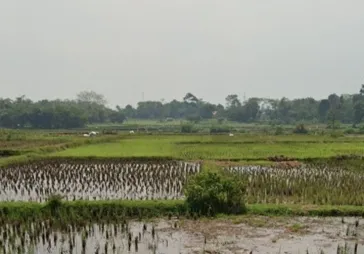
[1,129,364,252]
[53,134,364,160]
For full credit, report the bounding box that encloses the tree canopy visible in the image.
[0,91,124,129]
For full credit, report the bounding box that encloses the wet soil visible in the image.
[165,216,364,253]
[2,216,363,253]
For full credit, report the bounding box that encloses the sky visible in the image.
[1,1,364,108]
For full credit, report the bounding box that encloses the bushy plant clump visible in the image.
[180,123,197,133]
[293,124,308,134]
[184,170,246,216]
[209,125,231,134]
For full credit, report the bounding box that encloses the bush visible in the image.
[262,128,269,134]
[209,126,230,134]
[274,126,284,135]
[293,124,309,134]
[45,194,64,218]
[184,171,246,216]
[180,124,196,133]
[186,115,201,123]
[217,118,225,124]
[358,126,364,134]
[344,128,356,134]
[330,131,344,138]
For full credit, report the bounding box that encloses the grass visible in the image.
[0,130,123,166]
[53,135,364,161]
[286,223,308,233]
[54,139,175,157]
[1,200,364,224]
[247,204,364,216]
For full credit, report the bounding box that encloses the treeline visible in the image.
[0,91,125,129]
[1,86,364,129]
[123,89,364,127]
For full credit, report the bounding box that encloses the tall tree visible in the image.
[183,93,199,104]
[76,90,107,106]
[318,99,330,122]
[225,94,241,108]
[353,84,364,126]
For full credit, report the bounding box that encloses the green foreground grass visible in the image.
[1,200,364,224]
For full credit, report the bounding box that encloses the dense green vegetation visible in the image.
[185,171,246,215]
[0,91,125,129]
[2,84,364,130]
[109,87,364,126]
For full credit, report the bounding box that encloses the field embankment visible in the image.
[2,200,364,224]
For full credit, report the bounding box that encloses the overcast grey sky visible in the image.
[1,1,363,107]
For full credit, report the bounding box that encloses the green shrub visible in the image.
[358,126,364,134]
[185,115,201,123]
[209,126,230,134]
[184,171,246,216]
[344,128,355,134]
[274,126,284,135]
[330,131,344,138]
[217,118,225,124]
[6,134,12,141]
[293,124,309,134]
[260,127,269,134]
[45,194,64,218]
[180,124,196,133]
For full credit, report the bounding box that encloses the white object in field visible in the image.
[83,133,90,137]
[130,130,135,134]
[89,131,97,136]
[229,133,234,137]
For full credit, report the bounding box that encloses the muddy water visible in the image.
[178,216,364,254]
[1,216,363,254]
[0,161,201,202]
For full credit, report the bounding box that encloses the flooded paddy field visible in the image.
[0,159,201,202]
[1,216,363,253]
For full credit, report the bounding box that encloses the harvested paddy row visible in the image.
[0,160,201,202]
